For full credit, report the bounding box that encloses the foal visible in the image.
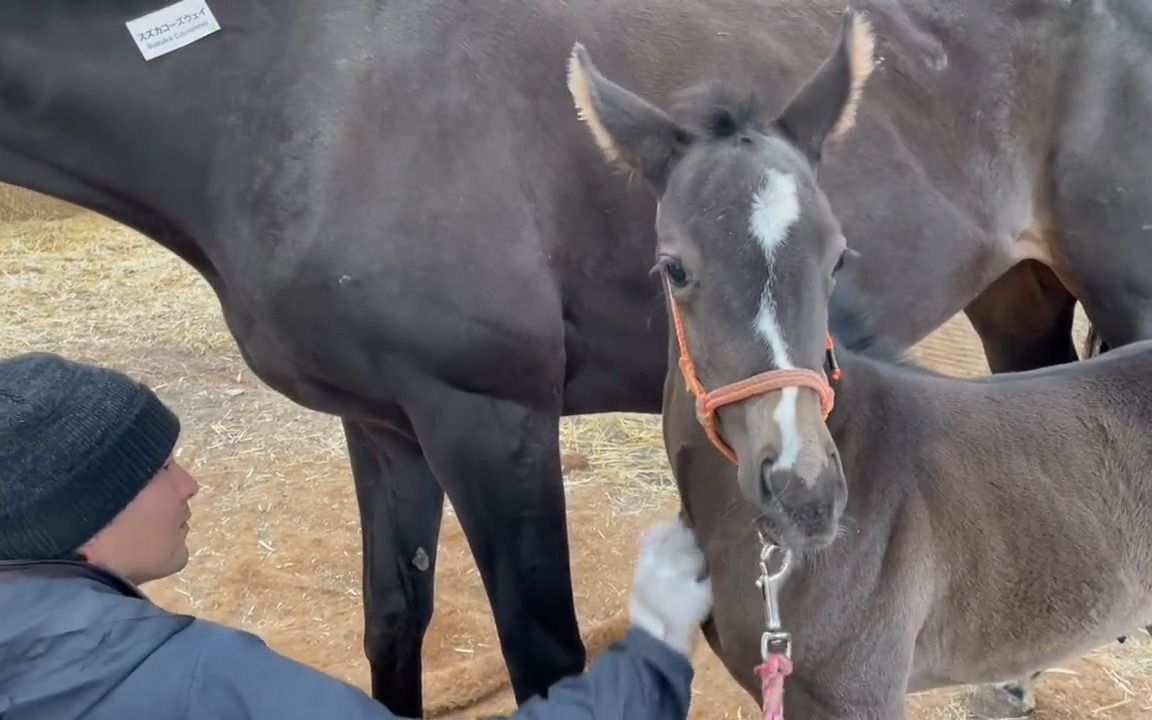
[569,13,1152,717]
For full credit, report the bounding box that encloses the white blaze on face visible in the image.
[750,170,803,471]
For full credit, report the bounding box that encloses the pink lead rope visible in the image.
[755,653,793,720]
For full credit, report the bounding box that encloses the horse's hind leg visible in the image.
[345,419,445,717]
[963,260,1079,373]
[405,383,586,705]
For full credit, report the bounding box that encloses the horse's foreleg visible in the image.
[1049,115,1152,354]
[405,385,585,705]
[345,419,445,717]
[1067,258,1152,355]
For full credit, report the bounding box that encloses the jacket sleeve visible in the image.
[183,621,692,720]
[505,627,694,720]
[183,621,409,720]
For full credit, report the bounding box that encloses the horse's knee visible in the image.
[364,551,437,640]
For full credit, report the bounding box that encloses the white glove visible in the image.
[627,517,713,657]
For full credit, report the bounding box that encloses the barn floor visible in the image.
[3,186,1150,718]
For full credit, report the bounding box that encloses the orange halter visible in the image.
[666,283,839,465]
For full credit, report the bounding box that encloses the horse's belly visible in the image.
[910,601,1152,691]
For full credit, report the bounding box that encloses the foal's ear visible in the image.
[567,43,695,189]
[773,11,875,163]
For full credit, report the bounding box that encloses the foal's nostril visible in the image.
[770,470,795,497]
[760,463,794,499]
[759,453,777,482]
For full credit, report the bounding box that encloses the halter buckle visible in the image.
[761,630,793,660]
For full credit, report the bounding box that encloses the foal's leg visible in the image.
[405,384,586,705]
[963,261,1077,713]
[963,260,1079,373]
[967,672,1042,719]
[345,419,445,716]
[960,263,1075,714]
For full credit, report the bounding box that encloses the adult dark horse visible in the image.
[3,1,1151,715]
[569,13,1152,717]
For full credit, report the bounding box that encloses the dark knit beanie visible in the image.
[0,352,181,561]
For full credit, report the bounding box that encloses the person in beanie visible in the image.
[0,352,713,720]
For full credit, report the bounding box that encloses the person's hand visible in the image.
[627,517,713,657]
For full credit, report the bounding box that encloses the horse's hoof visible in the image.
[966,681,1036,718]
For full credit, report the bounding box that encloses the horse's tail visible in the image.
[1082,322,1106,359]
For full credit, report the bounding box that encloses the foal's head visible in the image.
[569,12,874,549]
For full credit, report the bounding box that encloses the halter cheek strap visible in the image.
[666,282,838,464]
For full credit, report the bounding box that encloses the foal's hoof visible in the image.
[966,681,1036,718]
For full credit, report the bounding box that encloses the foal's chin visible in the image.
[756,509,841,553]
[737,464,846,552]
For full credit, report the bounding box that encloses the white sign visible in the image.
[126,0,221,61]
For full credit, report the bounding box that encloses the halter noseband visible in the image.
[666,280,839,464]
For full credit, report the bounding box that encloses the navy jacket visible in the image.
[0,560,693,719]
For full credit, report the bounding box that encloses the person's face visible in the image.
[79,459,199,585]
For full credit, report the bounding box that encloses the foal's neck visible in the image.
[823,349,923,513]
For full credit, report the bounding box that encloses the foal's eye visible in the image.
[665,261,689,287]
[833,250,847,274]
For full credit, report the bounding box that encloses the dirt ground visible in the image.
[2,186,1150,718]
